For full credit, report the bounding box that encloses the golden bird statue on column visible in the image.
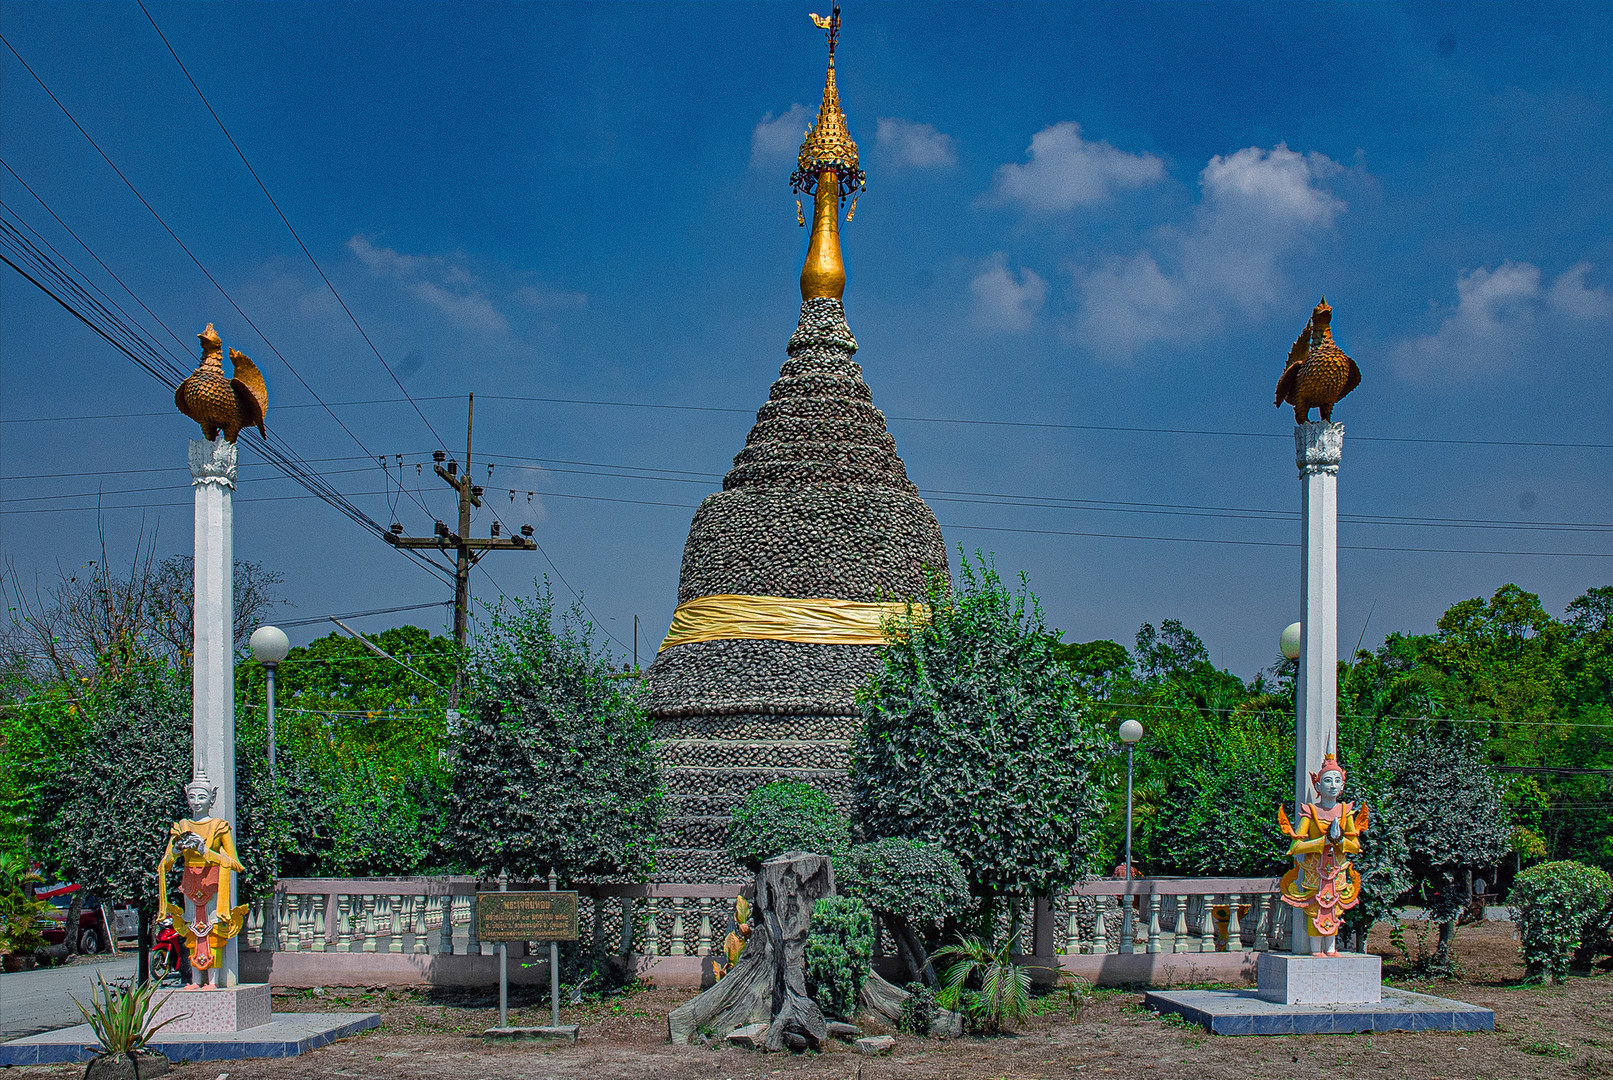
[1274,298,1361,423]
[175,323,268,443]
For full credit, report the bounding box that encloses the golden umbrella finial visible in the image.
[793,4,864,301]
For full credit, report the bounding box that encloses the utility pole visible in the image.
[384,393,535,703]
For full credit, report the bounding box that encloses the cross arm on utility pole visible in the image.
[384,535,536,551]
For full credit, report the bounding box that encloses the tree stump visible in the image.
[667,852,835,1050]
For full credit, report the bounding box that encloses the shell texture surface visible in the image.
[644,297,947,880]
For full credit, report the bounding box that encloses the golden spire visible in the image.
[793,5,865,301]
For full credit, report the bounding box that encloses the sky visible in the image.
[2,1,1610,680]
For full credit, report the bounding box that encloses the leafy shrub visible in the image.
[933,934,1030,1035]
[853,555,1110,898]
[835,838,974,930]
[1511,859,1613,982]
[451,589,663,882]
[1147,723,1289,877]
[897,981,938,1036]
[803,895,873,1022]
[0,886,49,955]
[725,781,848,872]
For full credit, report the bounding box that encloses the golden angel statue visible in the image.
[157,770,248,987]
[1278,753,1369,956]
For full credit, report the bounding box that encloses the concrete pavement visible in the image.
[0,956,138,1038]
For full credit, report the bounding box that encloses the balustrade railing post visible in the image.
[1172,894,1189,954]
[362,894,378,952]
[437,895,454,955]
[285,892,300,952]
[316,893,330,952]
[412,894,428,954]
[1146,893,1161,954]
[670,897,687,956]
[697,898,713,956]
[1197,894,1216,953]
[336,894,352,952]
[646,897,662,957]
[1228,892,1243,950]
[1092,895,1108,954]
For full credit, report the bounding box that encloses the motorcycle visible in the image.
[149,917,190,984]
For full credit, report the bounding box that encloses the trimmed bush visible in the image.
[1511,859,1613,982]
[835,838,974,929]
[725,781,849,871]
[897,981,938,1036]
[804,895,874,1022]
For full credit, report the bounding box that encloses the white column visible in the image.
[1292,421,1341,954]
[190,437,238,986]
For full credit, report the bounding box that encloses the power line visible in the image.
[0,34,431,524]
[274,601,453,629]
[134,0,452,456]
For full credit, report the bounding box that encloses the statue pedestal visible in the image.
[151,984,271,1033]
[1256,952,1380,1005]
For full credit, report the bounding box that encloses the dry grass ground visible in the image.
[10,921,1609,1080]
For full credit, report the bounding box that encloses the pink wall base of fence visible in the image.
[243,949,1266,990]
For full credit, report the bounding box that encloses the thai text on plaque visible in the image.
[476,891,579,941]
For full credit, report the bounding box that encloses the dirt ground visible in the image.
[13,921,1611,1080]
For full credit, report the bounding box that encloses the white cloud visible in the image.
[750,104,813,170]
[1547,262,1613,319]
[514,284,588,312]
[983,121,1164,212]
[1068,144,1347,359]
[876,118,957,170]
[347,236,509,334]
[1389,261,1610,378]
[970,253,1047,333]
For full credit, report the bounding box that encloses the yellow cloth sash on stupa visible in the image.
[659,593,927,652]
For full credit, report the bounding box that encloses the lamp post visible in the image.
[1118,718,1144,951]
[250,626,289,773]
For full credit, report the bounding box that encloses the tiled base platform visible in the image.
[1145,987,1494,1036]
[0,1012,380,1064]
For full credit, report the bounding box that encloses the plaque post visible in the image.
[548,868,560,1028]
[497,870,508,1028]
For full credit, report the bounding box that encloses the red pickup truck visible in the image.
[34,882,118,954]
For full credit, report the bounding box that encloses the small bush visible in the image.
[803,895,873,1022]
[1511,859,1613,982]
[897,981,937,1035]
[933,935,1030,1035]
[725,782,849,871]
[835,838,975,929]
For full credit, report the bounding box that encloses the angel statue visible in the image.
[1278,753,1369,956]
[157,770,248,988]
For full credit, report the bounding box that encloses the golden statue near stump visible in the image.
[1278,753,1369,956]
[1274,298,1361,423]
[157,771,249,987]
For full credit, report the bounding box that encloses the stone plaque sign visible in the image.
[476,891,578,941]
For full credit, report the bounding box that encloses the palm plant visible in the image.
[72,973,185,1059]
[931,934,1031,1035]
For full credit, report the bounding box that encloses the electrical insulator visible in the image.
[390,523,403,536]
[491,522,501,538]
[521,524,534,538]
[433,450,446,463]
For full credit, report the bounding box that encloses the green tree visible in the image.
[851,554,1110,905]
[725,781,848,871]
[30,661,190,917]
[1376,727,1510,973]
[449,588,662,883]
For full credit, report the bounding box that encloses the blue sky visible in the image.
[2,1,1609,678]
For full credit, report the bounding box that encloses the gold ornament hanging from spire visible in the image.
[794,5,865,301]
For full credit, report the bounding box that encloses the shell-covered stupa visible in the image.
[645,7,948,882]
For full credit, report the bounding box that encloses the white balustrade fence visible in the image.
[244,875,1283,962]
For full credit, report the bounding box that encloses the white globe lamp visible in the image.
[1280,622,1302,661]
